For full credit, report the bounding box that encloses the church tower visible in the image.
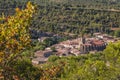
[79,35,86,53]
[79,32,86,45]
[81,37,86,44]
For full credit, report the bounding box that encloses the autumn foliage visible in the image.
[0,2,35,79]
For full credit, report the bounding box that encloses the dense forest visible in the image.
[1,0,120,37]
[1,0,120,80]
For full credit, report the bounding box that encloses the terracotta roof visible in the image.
[92,40,104,45]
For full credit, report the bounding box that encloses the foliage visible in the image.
[0,2,35,79]
[114,30,120,37]
[1,0,120,36]
[12,58,41,80]
[40,41,120,80]
[48,55,60,62]
[1,0,120,80]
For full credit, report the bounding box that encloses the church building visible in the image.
[79,37,107,54]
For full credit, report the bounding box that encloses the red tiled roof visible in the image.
[92,40,104,45]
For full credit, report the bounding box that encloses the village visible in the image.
[32,33,120,64]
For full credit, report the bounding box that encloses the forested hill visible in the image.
[1,0,120,37]
[1,0,120,12]
[50,0,120,9]
[1,1,120,80]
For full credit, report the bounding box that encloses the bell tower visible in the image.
[81,37,85,44]
[79,35,86,53]
[79,35,86,48]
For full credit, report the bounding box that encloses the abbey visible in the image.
[79,37,107,54]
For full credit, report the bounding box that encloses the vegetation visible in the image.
[0,2,36,79]
[1,0,120,80]
[1,0,120,37]
[30,0,120,36]
[114,30,120,37]
[42,41,120,80]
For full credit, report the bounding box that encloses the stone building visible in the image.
[79,37,107,54]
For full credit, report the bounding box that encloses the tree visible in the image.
[0,2,35,79]
[104,42,120,65]
[48,55,60,62]
[114,30,120,37]
[12,58,41,80]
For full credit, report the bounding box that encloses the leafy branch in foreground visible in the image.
[0,2,35,79]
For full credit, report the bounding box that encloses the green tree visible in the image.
[114,30,120,37]
[12,58,41,80]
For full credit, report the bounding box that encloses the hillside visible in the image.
[30,0,120,37]
[1,0,120,36]
[1,0,120,80]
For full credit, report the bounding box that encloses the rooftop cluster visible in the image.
[32,33,119,64]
